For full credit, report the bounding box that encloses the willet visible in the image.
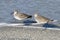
[12,10,32,20]
[34,13,55,24]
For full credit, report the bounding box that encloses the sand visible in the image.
[0,26,60,40]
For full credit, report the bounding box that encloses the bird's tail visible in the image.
[27,16,32,18]
[51,20,58,22]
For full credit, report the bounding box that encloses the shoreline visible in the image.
[0,27,60,40]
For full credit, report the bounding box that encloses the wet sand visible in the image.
[0,26,60,40]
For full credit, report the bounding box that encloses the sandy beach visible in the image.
[0,0,60,40]
[0,26,60,40]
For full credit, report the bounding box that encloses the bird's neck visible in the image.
[34,14,38,17]
[14,12,17,15]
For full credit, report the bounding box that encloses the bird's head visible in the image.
[11,9,18,15]
[34,13,39,17]
[14,10,18,14]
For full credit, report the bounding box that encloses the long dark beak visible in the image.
[11,12,14,15]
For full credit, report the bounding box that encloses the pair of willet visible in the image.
[12,10,56,24]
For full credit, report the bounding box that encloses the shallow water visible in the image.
[0,0,60,24]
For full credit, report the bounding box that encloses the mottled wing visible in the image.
[35,15,51,22]
[17,13,30,18]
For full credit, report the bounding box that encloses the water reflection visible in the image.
[43,23,60,28]
[23,20,37,25]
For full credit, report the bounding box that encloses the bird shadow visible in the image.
[9,19,60,29]
[43,23,60,28]
[23,20,37,25]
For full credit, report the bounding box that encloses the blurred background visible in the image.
[0,0,60,24]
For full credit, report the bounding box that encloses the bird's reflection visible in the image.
[43,23,60,28]
[23,20,37,25]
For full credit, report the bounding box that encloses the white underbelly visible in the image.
[14,16,24,20]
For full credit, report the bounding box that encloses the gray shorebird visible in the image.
[34,13,56,24]
[12,10,32,20]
